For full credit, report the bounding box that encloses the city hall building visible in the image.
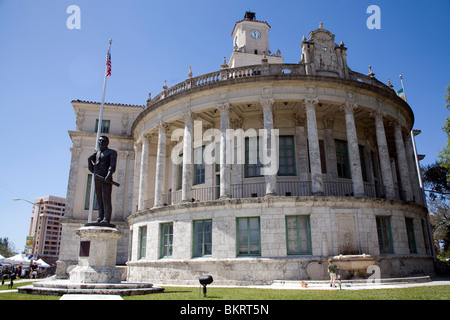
[57,13,435,284]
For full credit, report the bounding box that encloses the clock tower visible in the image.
[228,12,283,68]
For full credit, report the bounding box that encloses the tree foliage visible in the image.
[422,161,450,199]
[426,85,450,260]
[0,237,16,257]
[438,84,450,175]
[428,199,450,259]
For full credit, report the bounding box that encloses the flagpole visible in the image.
[399,74,407,101]
[400,74,423,189]
[88,39,112,223]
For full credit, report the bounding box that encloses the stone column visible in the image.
[323,118,337,180]
[304,98,324,196]
[404,135,422,204]
[217,103,232,199]
[261,98,277,196]
[137,134,151,210]
[341,102,365,197]
[132,143,142,213]
[154,122,169,207]
[113,151,128,219]
[125,150,135,219]
[182,111,194,202]
[230,118,243,197]
[65,146,81,219]
[392,121,413,201]
[370,111,396,199]
[294,115,309,197]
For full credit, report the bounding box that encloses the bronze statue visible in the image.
[88,135,118,224]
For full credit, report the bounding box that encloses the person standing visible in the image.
[16,263,23,279]
[327,258,338,287]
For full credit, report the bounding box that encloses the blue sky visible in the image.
[0,0,448,253]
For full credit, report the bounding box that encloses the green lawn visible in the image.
[0,284,449,300]
[0,281,35,291]
[123,285,450,300]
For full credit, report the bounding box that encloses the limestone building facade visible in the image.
[57,13,435,284]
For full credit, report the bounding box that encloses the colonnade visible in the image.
[136,98,420,211]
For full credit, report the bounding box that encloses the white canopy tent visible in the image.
[36,258,51,268]
[2,253,31,265]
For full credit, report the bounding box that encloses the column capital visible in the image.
[369,110,386,120]
[340,101,358,114]
[304,98,319,110]
[216,102,231,114]
[143,132,157,142]
[156,121,170,132]
[260,98,275,111]
[134,142,142,152]
[70,147,82,156]
[388,120,402,130]
[182,110,195,123]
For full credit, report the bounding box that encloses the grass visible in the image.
[0,284,449,300]
[122,285,450,300]
[0,281,35,291]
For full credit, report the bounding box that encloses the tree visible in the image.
[0,237,16,257]
[425,85,450,261]
[422,161,450,199]
[428,199,450,260]
[438,85,450,176]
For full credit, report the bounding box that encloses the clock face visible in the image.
[250,30,261,39]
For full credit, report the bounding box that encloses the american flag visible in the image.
[106,51,111,77]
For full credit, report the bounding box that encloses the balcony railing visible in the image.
[147,64,390,108]
[142,179,425,209]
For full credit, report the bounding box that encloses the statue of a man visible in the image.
[88,135,117,224]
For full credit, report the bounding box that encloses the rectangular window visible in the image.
[193,219,212,257]
[405,218,417,254]
[376,216,394,253]
[245,137,263,177]
[138,226,147,259]
[359,145,368,182]
[84,174,98,210]
[278,136,296,176]
[160,223,173,258]
[193,146,205,185]
[319,140,327,174]
[177,155,183,190]
[335,140,351,179]
[286,215,312,255]
[237,217,260,256]
[215,142,220,172]
[95,119,110,133]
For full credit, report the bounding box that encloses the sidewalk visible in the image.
[255,275,450,291]
[1,277,47,294]
[2,275,449,297]
[153,275,450,291]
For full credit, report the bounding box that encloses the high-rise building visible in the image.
[28,195,66,265]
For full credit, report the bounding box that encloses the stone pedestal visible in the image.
[69,225,123,284]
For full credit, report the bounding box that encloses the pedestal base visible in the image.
[18,280,164,296]
[69,226,123,284]
[69,266,122,284]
